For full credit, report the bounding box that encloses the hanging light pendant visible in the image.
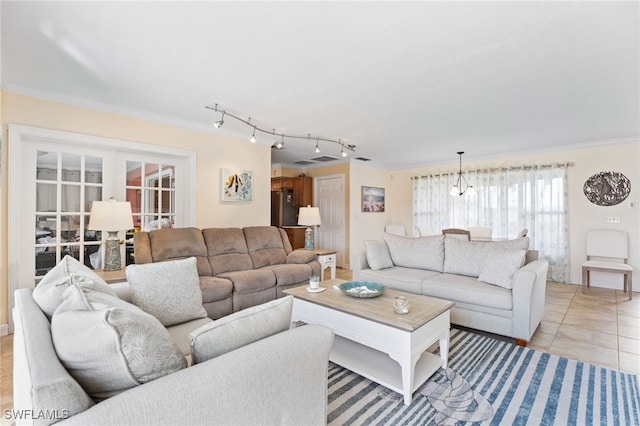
[451,151,476,196]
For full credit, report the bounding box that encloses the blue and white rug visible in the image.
[327,328,640,425]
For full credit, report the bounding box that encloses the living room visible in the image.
[1,1,639,425]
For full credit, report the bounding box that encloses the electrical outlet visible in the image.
[605,216,621,224]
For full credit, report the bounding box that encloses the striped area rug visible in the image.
[327,328,640,425]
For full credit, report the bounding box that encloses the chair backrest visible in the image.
[441,228,471,241]
[469,227,492,239]
[415,226,434,237]
[517,228,529,238]
[586,229,628,260]
[385,224,406,236]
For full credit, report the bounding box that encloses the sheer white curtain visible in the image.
[413,164,570,282]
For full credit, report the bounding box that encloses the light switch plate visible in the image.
[605,216,621,223]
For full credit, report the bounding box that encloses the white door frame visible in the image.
[6,124,196,331]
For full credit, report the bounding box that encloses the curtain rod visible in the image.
[411,162,575,180]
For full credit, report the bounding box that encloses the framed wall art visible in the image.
[583,171,630,206]
[220,168,253,202]
[361,186,385,212]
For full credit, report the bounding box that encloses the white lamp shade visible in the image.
[88,199,134,231]
[298,206,321,226]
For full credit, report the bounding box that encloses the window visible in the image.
[413,164,570,282]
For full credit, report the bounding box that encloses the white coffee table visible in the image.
[284,279,454,405]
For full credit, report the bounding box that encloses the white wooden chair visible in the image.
[415,226,435,237]
[385,224,406,236]
[469,227,492,240]
[582,229,633,300]
[441,228,471,241]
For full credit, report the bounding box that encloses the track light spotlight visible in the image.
[250,126,257,143]
[315,138,320,153]
[214,111,225,128]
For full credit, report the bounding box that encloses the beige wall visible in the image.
[390,141,640,286]
[1,91,272,324]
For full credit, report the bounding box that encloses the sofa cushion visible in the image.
[189,296,293,364]
[359,266,441,295]
[422,273,513,310]
[243,226,288,268]
[218,269,277,293]
[51,284,187,401]
[33,255,118,319]
[166,317,213,365]
[286,250,317,264]
[364,240,393,270]
[383,233,445,272]
[263,263,313,286]
[126,257,208,327]
[146,227,212,275]
[443,237,530,278]
[199,276,234,304]
[203,228,254,275]
[478,248,527,289]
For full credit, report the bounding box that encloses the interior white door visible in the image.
[314,175,345,267]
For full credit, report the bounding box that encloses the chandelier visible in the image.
[450,151,476,196]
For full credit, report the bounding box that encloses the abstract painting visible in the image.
[221,168,252,202]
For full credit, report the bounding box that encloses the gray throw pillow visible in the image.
[189,295,293,364]
[478,249,527,289]
[51,284,187,401]
[33,255,118,319]
[126,257,207,326]
[444,237,530,278]
[364,240,394,270]
[383,233,445,272]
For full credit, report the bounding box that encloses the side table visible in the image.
[295,248,337,281]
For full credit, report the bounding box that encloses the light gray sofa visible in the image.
[134,226,321,319]
[352,233,549,344]
[13,284,334,426]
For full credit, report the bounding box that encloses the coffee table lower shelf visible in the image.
[330,335,444,400]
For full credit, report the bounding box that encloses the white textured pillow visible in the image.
[51,284,187,401]
[364,240,393,270]
[189,296,293,364]
[126,257,207,326]
[478,249,527,289]
[443,237,529,277]
[383,233,445,272]
[33,255,117,319]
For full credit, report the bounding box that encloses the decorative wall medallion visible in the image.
[583,171,630,206]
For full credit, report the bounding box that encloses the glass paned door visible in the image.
[34,150,106,276]
[126,161,176,232]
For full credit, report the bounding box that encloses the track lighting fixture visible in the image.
[450,151,476,196]
[213,110,225,128]
[206,103,356,158]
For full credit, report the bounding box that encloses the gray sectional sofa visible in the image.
[13,255,334,426]
[133,226,320,319]
[352,233,549,343]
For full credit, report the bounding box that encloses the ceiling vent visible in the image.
[355,157,372,162]
[293,160,316,165]
[310,155,339,162]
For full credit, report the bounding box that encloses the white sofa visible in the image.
[352,233,549,344]
[12,256,334,426]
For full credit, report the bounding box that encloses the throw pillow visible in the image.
[364,240,394,270]
[443,238,489,277]
[33,255,118,319]
[478,249,527,289]
[189,295,293,364]
[126,257,207,326]
[51,284,187,401]
[382,233,445,272]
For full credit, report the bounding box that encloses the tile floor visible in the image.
[1,270,638,417]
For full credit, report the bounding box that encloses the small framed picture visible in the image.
[361,186,385,212]
[220,168,253,202]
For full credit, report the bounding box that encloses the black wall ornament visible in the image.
[583,171,631,206]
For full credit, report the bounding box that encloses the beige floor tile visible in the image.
[528,332,555,352]
[579,286,617,301]
[618,336,640,355]
[543,309,566,324]
[537,320,560,335]
[545,302,570,314]
[616,298,640,317]
[562,311,618,335]
[618,323,640,340]
[618,314,640,327]
[555,324,617,350]
[548,337,618,370]
[619,351,640,375]
[570,296,617,314]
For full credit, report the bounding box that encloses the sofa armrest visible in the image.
[132,232,153,264]
[59,325,334,426]
[351,249,370,281]
[511,259,549,341]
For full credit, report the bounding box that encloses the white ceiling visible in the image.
[2,1,638,169]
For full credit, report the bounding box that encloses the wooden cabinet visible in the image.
[292,176,312,208]
[271,177,293,191]
[283,227,306,250]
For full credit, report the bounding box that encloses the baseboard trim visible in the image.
[0,323,8,336]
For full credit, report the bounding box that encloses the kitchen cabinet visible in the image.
[283,226,306,250]
[292,176,312,208]
[271,177,293,191]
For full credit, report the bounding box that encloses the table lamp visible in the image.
[88,198,134,271]
[298,205,321,250]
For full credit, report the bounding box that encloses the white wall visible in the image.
[391,141,640,287]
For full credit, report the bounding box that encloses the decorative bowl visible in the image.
[338,281,386,298]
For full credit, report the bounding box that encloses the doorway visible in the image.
[314,175,346,267]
